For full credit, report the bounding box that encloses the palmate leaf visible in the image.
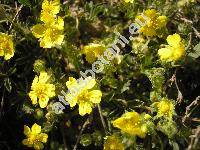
[188,43,200,59]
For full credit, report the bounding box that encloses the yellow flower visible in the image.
[103,135,124,150]
[158,34,185,62]
[40,0,60,23]
[31,0,64,48]
[112,112,149,138]
[124,0,134,3]
[65,77,102,116]
[29,72,55,108]
[32,16,64,48]
[22,123,48,150]
[82,43,106,63]
[136,9,167,37]
[153,98,175,120]
[0,32,14,60]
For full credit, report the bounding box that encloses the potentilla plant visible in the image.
[0,0,199,150]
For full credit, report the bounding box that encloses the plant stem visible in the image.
[73,118,90,150]
[60,123,68,150]
[97,104,108,133]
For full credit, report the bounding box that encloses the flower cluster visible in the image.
[112,112,152,138]
[29,72,55,108]
[0,32,14,60]
[31,0,64,48]
[65,77,102,116]
[136,9,167,37]
[22,123,48,150]
[103,135,124,150]
[158,33,185,62]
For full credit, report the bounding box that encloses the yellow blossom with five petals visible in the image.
[32,16,64,48]
[82,43,106,63]
[22,123,48,150]
[0,32,14,60]
[136,9,167,37]
[65,77,102,116]
[158,33,185,62]
[29,72,55,108]
[112,111,150,138]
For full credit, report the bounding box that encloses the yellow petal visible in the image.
[46,84,56,97]
[158,47,173,61]
[39,97,49,108]
[88,90,102,103]
[66,77,78,89]
[32,76,39,87]
[22,139,30,146]
[33,142,44,150]
[40,30,53,48]
[32,24,46,38]
[167,34,181,47]
[29,91,38,105]
[55,16,64,30]
[54,34,64,46]
[144,9,158,19]
[40,12,55,23]
[124,0,134,3]
[0,49,4,56]
[79,102,92,116]
[4,53,14,60]
[39,133,48,143]
[66,94,78,107]
[24,125,31,136]
[112,112,140,130]
[42,0,60,16]
[157,16,167,27]
[84,77,96,90]
[31,123,41,134]
[39,72,49,83]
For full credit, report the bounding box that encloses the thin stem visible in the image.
[0,88,5,119]
[97,104,107,133]
[174,69,183,104]
[156,132,164,150]
[9,3,23,31]
[186,32,192,50]
[73,118,90,150]
[60,123,68,150]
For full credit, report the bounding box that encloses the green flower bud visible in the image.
[33,59,46,73]
[92,130,102,146]
[34,108,44,119]
[80,134,92,146]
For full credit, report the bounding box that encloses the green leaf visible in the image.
[4,78,12,93]
[121,80,131,93]
[188,43,200,59]
[169,141,179,150]
[18,0,31,7]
